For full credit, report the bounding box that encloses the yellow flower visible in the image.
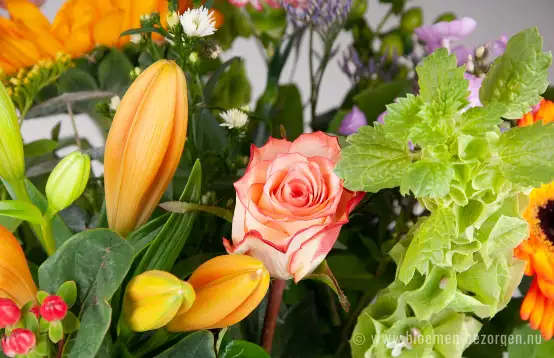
[104,60,188,236]
[123,270,195,332]
[167,255,270,332]
[0,225,38,307]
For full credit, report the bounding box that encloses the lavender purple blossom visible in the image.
[282,0,352,34]
[339,46,408,84]
[339,106,367,135]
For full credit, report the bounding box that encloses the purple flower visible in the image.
[415,17,477,53]
[489,35,508,58]
[452,45,471,66]
[282,0,352,34]
[465,73,483,108]
[339,106,367,135]
[377,111,386,124]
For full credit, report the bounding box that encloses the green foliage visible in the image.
[479,27,552,119]
[209,60,251,110]
[97,49,133,93]
[220,341,270,358]
[270,84,304,140]
[38,229,134,357]
[341,27,553,358]
[0,200,43,224]
[157,331,216,358]
[353,80,412,125]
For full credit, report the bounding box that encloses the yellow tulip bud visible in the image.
[123,270,195,332]
[0,225,37,307]
[167,255,270,332]
[45,151,91,214]
[104,60,188,237]
[0,82,25,183]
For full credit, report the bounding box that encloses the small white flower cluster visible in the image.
[109,96,121,111]
[220,109,249,129]
[179,6,217,38]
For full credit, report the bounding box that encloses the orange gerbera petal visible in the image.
[5,0,51,31]
[538,278,554,300]
[93,9,125,47]
[541,299,554,340]
[518,99,554,127]
[530,291,546,330]
[522,278,540,321]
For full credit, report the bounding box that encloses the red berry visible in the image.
[39,295,68,322]
[0,298,21,328]
[3,329,35,356]
[29,306,40,319]
[1,335,16,358]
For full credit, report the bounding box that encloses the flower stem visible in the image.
[41,208,57,256]
[66,102,81,150]
[261,279,286,353]
[308,28,317,123]
[56,339,64,358]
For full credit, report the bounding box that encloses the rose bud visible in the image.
[0,82,25,183]
[45,151,91,214]
[167,255,270,332]
[224,132,364,282]
[0,225,38,307]
[104,60,188,237]
[123,270,196,332]
[2,329,36,356]
[0,299,21,328]
[29,306,40,319]
[39,296,67,322]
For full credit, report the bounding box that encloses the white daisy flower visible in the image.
[130,34,142,44]
[220,109,249,129]
[179,6,217,38]
[109,96,121,111]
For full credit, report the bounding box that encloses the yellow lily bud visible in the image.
[0,225,38,307]
[0,82,25,183]
[104,60,188,237]
[123,270,195,332]
[45,151,91,214]
[167,255,270,332]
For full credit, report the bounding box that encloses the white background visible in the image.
[18,0,554,152]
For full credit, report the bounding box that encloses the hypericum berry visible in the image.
[2,329,36,356]
[29,306,40,319]
[0,298,21,328]
[39,296,67,322]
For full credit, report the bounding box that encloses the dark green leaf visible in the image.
[353,80,412,124]
[157,331,216,358]
[61,311,80,334]
[203,57,239,102]
[38,229,134,357]
[209,60,251,110]
[508,324,542,358]
[24,139,58,157]
[58,69,98,93]
[212,1,252,49]
[56,281,77,307]
[98,49,133,92]
[270,85,304,140]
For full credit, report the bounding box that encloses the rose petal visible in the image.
[289,132,341,163]
[248,137,291,170]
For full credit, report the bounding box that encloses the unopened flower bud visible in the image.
[0,299,21,328]
[0,83,25,183]
[123,270,196,332]
[40,296,67,322]
[475,45,486,59]
[1,329,35,357]
[46,152,91,214]
[167,255,270,332]
[188,52,199,64]
[167,11,179,28]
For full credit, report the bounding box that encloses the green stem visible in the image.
[41,208,57,256]
[159,201,233,223]
[376,7,394,34]
[18,100,32,126]
[308,28,317,123]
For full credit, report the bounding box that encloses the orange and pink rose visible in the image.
[224,132,363,282]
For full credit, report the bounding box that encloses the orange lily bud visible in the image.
[0,225,37,307]
[123,270,195,332]
[104,60,188,237]
[167,255,270,332]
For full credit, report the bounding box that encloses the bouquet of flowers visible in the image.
[1,0,554,357]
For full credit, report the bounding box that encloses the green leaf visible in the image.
[335,125,412,192]
[305,260,350,311]
[354,80,412,125]
[56,281,77,308]
[246,6,286,39]
[127,213,169,256]
[25,312,39,333]
[400,160,454,198]
[134,160,202,274]
[171,253,219,279]
[480,27,552,119]
[39,317,50,333]
[327,109,349,134]
[270,85,304,140]
[58,68,98,93]
[0,200,43,224]
[37,290,49,304]
[35,334,49,356]
[497,122,554,186]
[398,208,457,283]
[459,103,506,133]
[220,340,270,358]
[61,311,80,334]
[0,215,22,232]
[509,324,543,358]
[157,331,216,358]
[404,266,456,320]
[97,49,133,93]
[480,215,528,267]
[24,139,58,157]
[381,94,422,142]
[38,229,134,357]
[49,320,63,343]
[326,255,375,292]
[457,134,490,162]
[416,48,469,113]
[203,57,239,102]
[212,1,252,49]
[209,60,251,110]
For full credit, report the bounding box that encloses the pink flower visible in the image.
[465,73,483,108]
[1,329,35,357]
[39,296,67,322]
[229,0,281,11]
[0,299,20,329]
[224,132,363,282]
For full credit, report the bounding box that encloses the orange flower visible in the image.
[0,225,38,307]
[517,99,554,127]
[515,99,554,339]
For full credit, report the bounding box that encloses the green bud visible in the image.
[434,12,457,23]
[400,7,423,33]
[380,32,405,60]
[0,82,25,182]
[45,152,91,214]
